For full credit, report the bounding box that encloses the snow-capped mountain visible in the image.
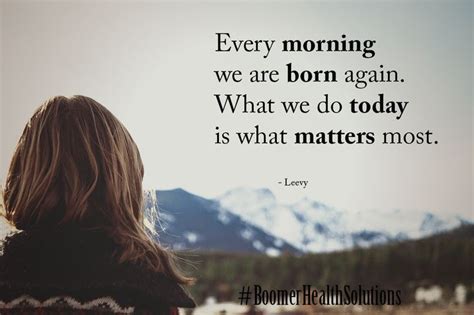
[143,188,299,255]
[217,187,470,252]
[0,187,469,256]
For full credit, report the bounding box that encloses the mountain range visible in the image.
[0,187,469,255]
[145,187,471,255]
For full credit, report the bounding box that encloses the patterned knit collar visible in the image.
[0,228,195,310]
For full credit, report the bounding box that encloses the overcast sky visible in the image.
[1,1,472,218]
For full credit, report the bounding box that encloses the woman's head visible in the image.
[5,95,144,229]
[3,95,190,283]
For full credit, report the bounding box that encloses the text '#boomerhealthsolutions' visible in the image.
[238,284,402,306]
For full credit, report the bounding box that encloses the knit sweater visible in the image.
[0,228,195,314]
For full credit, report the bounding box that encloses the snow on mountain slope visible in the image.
[217,187,469,252]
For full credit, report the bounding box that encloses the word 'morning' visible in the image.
[282,34,376,59]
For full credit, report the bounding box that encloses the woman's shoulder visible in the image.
[0,229,195,314]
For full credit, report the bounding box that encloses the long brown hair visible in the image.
[3,95,191,284]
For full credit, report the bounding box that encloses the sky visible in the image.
[1,1,472,218]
